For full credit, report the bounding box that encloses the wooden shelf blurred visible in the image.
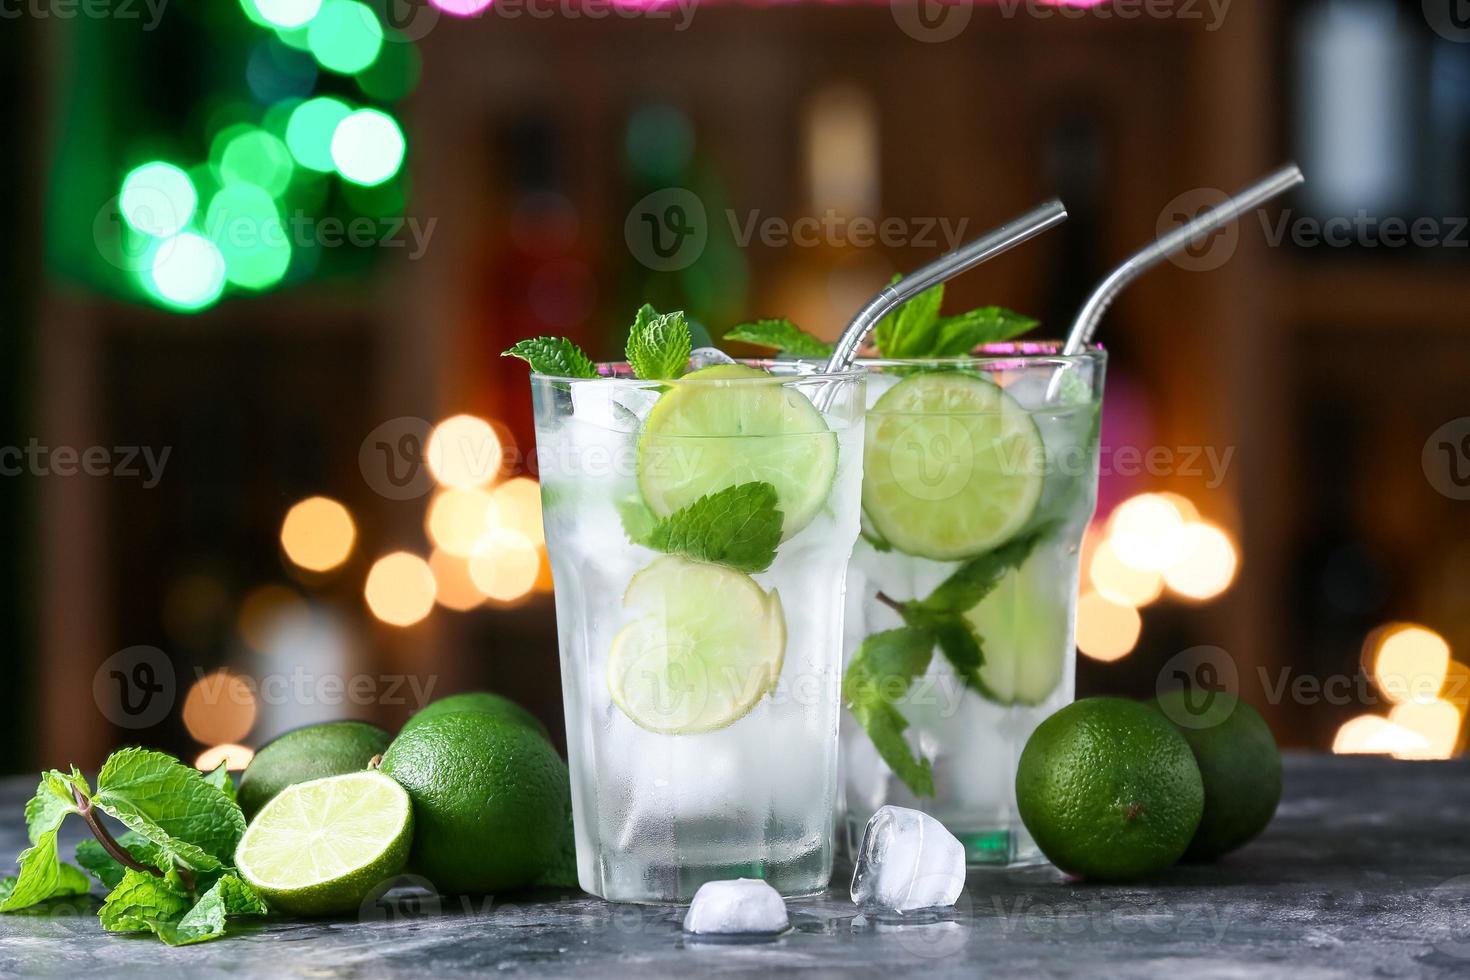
[1286,261,1470,329]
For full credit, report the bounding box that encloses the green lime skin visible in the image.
[1016,698,1204,882]
[1150,692,1282,861]
[238,721,392,820]
[402,691,550,742]
[380,710,571,895]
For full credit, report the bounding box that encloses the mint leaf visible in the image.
[874,280,944,358]
[616,496,659,545]
[157,874,267,946]
[503,337,598,379]
[0,864,90,912]
[92,748,246,872]
[908,527,1049,616]
[202,762,237,805]
[841,628,936,797]
[76,831,164,890]
[930,307,1038,356]
[0,775,87,912]
[99,868,191,935]
[625,305,692,380]
[724,319,834,359]
[904,608,986,693]
[638,482,783,574]
[24,772,81,846]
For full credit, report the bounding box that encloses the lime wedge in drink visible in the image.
[637,364,837,540]
[235,770,412,916]
[962,549,1068,706]
[608,555,786,735]
[862,371,1044,560]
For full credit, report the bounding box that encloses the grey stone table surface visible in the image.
[2,753,1469,979]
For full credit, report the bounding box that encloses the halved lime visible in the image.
[608,555,786,735]
[235,770,412,916]
[637,364,837,540]
[862,371,1044,560]
[962,548,1068,706]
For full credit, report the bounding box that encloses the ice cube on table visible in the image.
[688,346,738,370]
[850,806,966,913]
[682,879,790,935]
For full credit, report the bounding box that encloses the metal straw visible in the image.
[824,199,1069,373]
[1062,163,1305,355]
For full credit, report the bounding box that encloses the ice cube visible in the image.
[682,878,790,935]
[689,346,737,370]
[850,806,965,913]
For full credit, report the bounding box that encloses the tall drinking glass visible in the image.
[840,343,1106,866]
[533,360,865,902]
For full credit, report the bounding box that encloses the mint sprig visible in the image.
[626,304,692,380]
[623,482,783,575]
[502,337,598,378]
[870,278,1038,359]
[0,749,267,945]
[724,319,834,359]
[842,527,1048,795]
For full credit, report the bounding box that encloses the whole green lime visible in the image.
[1150,691,1281,861]
[380,710,570,894]
[1017,698,1204,881]
[238,720,392,820]
[402,691,550,741]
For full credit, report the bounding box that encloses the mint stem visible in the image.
[71,786,195,893]
[875,592,906,615]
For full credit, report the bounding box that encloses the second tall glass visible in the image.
[841,343,1106,866]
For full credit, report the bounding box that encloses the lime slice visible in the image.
[608,555,786,735]
[235,770,412,916]
[637,364,837,540]
[862,371,1044,560]
[962,548,1068,706]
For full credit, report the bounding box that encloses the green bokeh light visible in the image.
[119,162,198,239]
[285,96,351,172]
[307,0,383,75]
[146,232,227,312]
[220,128,296,198]
[243,0,323,29]
[206,184,293,290]
[331,108,405,187]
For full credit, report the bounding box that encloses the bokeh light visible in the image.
[1088,539,1163,608]
[426,415,501,489]
[1386,699,1462,760]
[307,0,383,75]
[196,744,256,772]
[425,488,497,557]
[331,108,406,186]
[183,671,257,744]
[285,96,351,172]
[1370,624,1452,705]
[280,496,356,572]
[1075,590,1142,662]
[355,28,422,102]
[1107,493,1190,571]
[490,477,545,546]
[206,184,292,290]
[429,548,486,611]
[364,552,436,627]
[431,0,494,15]
[120,162,197,238]
[147,232,227,311]
[246,0,323,29]
[468,528,540,603]
[1161,521,1239,600]
[219,128,296,198]
[1332,714,1429,756]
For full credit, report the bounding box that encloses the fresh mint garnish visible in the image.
[624,482,783,575]
[842,628,937,798]
[867,277,1038,359]
[723,319,834,359]
[930,307,1038,356]
[626,304,692,380]
[1,748,267,945]
[502,337,598,379]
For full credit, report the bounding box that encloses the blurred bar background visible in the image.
[2,0,1468,772]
